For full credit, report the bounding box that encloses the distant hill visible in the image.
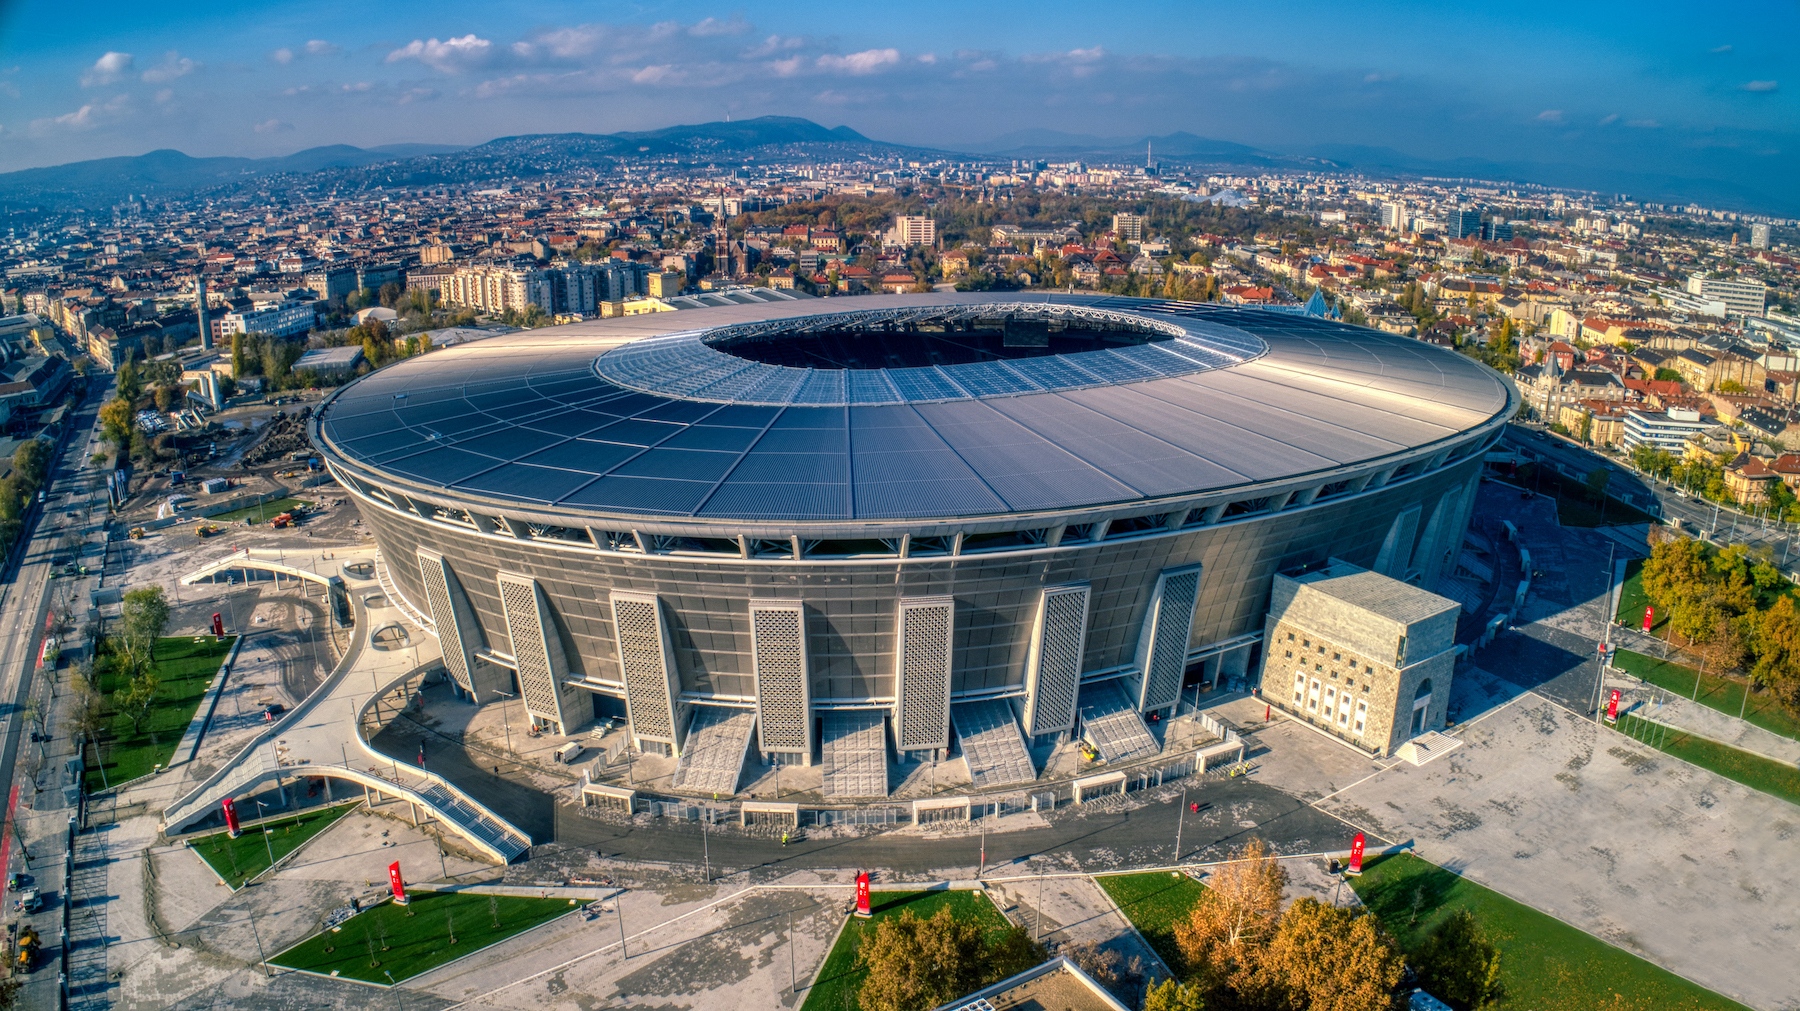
[968,128,1292,169]
[0,117,911,211]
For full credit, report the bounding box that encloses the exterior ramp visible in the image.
[821,711,889,798]
[671,706,756,796]
[1078,681,1162,763]
[951,699,1037,789]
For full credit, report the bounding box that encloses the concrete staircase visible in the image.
[1077,681,1162,763]
[671,706,756,796]
[951,700,1037,789]
[821,711,889,798]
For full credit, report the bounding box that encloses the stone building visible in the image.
[1257,560,1459,757]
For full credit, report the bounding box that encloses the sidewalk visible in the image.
[1617,684,1800,766]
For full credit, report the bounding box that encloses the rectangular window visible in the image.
[1354,700,1368,736]
[1293,671,1306,705]
[1285,650,1293,659]
[1308,679,1322,712]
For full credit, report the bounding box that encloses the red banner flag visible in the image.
[222,797,241,837]
[388,861,408,905]
[212,612,225,638]
[1642,606,1654,632]
[854,872,871,918]
[1349,832,1366,875]
[1607,688,1622,722]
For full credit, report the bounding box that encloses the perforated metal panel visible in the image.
[612,591,683,750]
[417,549,474,693]
[1023,583,1090,736]
[893,596,954,752]
[751,601,812,755]
[496,572,574,731]
[1135,565,1202,712]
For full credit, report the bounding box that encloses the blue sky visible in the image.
[0,1,1793,211]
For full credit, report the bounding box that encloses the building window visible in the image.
[1285,650,1293,659]
[1345,678,1355,687]
[1308,679,1322,712]
[1303,639,1310,648]
[1287,632,1296,641]
[1317,645,1326,654]
[1293,672,1306,705]
[1354,700,1368,736]
[1330,670,1338,679]
[1333,652,1341,662]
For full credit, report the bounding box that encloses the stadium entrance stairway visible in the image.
[821,711,889,798]
[1077,681,1162,763]
[950,699,1037,789]
[671,705,756,796]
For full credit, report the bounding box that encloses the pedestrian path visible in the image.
[160,549,533,864]
[1618,680,1800,766]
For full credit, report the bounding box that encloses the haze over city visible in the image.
[0,1,1794,212]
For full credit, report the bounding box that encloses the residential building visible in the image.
[1379,202,1407,231]
[1112,213,1145,243]
[1258,560,1460,758]
[889,215,936,247]
[303,266,356,304]
[1750,223,1771,250]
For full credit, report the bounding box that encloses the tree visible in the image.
[99,397,135,448]
[1174,838,1287,992]
[117,668,159,735]
[120,586,171,671]
[1143,978,1208,1011]
[856,906,987,1011]
[1753,596,1800,707]
[1259,898,1406,1011]
[1584,466,1611,501]
[1411,909,1503,1010]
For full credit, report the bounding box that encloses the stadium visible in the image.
[309,292,1515,798]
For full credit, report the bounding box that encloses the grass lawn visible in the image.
[192,801,359,888]
[1617,713,1800,807]
[87,635,236,791]
[211,497,310,524]
[1096,871,1207,973]
[1612,649,1800,741]
[800,890,1012,1011]
[270,890,578,984]
[1352,853,1749,1011]
[1614,557,1660,630]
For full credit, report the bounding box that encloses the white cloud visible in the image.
[271,48,294,64]
[689,16,749,37]
[816,49,900,75]
[744,35,803,58]
[80,51,133,87]
[341,81,372,92]
[1536,108,1564,122]
[1066,46,1104,62]
[154,88,174,104]
[771,56,805,77]
[304,40,338,56]
[141,51,197,83]
[386,34,493,73]
[398,87,437,105]
[1744,80,1778,92]
[631,65,679,84]
[1598,113,1619,125]
[253,118,292,133]
[1711,44,1733,54]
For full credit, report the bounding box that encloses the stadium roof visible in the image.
[313,293,1513,524]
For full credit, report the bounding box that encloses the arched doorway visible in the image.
[1409,678,1433,736]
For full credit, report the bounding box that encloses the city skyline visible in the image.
[0,1,1794,214]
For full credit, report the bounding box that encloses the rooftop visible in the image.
[1289,560,1461,627]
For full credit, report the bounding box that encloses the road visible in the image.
[0,378,109,1008]
[1502,424,1800,562]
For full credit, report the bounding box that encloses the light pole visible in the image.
[490,688,515,755]
[701,810,711,884]
[246,908,271,976]
[253,800,276,868]
[1174,785,1187,865]
[616,901,628,959]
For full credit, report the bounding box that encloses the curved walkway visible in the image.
[160,548,532,864]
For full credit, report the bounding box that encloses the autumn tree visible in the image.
[1752,596,1800,709]
[99,397,135,448]
[1260,898,1406,1011]
[1411,909,1503,1010]
[1174,838,1287,994]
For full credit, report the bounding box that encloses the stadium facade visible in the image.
[311,293,1514,792]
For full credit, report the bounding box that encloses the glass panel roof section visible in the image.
[590,302,1266,407]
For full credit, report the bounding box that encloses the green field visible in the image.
[88,636,236,790]
[1352,853,1749,1011]
[211,497,310,524]
[270,890,577,984]
[1096,871,1208,972]
[800,890,1013,1011]
[1612,649,1800,741]
[1615,557,1658,629]
[192,802,359,888]
[1617,713,1800,807]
